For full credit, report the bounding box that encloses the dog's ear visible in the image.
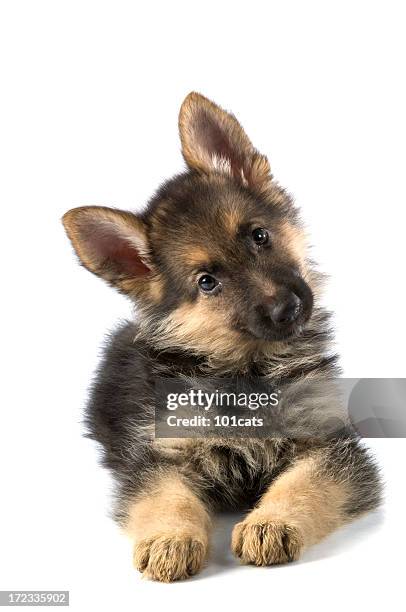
[62,206,152,294]
[179,92,271,190]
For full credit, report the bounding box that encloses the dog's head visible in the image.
[63,93,315,362]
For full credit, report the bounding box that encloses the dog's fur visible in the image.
[63,93,382,582]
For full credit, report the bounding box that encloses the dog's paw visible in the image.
[133,534,207,582]
[231,519,303,566]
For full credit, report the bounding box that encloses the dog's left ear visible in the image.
[179,92,271,190]
[62,206,153,296]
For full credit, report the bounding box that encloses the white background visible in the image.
[1,1,405,610]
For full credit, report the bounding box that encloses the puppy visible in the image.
[63,92,381,582]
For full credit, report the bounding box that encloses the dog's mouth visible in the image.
[238,318,307,342]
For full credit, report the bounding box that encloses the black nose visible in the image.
[269,293,301,325]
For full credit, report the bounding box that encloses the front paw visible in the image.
[133,534,207,582]
[231,519,303,566]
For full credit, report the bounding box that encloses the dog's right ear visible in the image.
[62,206,152,294]
[179,92,271,191]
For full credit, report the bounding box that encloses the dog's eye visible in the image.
[198,274,218,293]
[252,228,269,246]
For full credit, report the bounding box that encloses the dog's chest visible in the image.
[153,436,296,506]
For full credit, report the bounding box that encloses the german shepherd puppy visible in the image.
[63,93,381,582]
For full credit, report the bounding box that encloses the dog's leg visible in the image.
[124,470,211,582]
[232,439,381,566]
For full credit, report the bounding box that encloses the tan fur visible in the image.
[211,154,233,176]
[232,452,350,566]
[224,206,243,236]
[232,521,303,565]
[150,299,258,365]
[146,274,164,302]
[152,435,195,455]
[125,471,211,582]
[250,271,277,299]
[278,221,308,271]
[183,246,211,268]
